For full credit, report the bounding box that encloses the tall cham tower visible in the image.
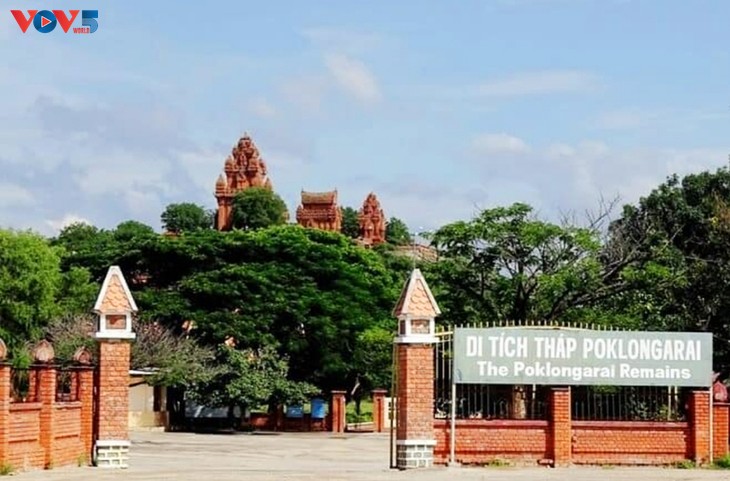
[214,134,273,231]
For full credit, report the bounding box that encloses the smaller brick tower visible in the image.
[92,266,137,468]
[392,268,440,469]
[358,192,386,246]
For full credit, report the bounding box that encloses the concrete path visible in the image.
[13,431,730,480]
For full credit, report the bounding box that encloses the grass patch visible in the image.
[346,399,373,424]
[674,459,696,469]
[713,454,730,469]
[0,463,13,476]
[482,458,511,468]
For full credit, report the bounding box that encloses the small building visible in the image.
[295,190,342,232]
[129,369,168,430]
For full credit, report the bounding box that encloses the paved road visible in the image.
[13,431,730,481]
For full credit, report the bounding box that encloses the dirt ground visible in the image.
[12,431,730,481]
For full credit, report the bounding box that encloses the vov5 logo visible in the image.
[11,10,98,34]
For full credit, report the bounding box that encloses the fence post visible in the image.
[549,387,571,467]
[0,354,9,467]
[33,340,57,469]
[93,266,137,469]
[712,402,729,460]
[372,389,387,433]
[330,391,346,433]
[393,269,440,469]
[689,390,711,465]
[77,366,94,464]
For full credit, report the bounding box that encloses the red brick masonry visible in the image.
[1,364,94,471]
[434,388,729,466]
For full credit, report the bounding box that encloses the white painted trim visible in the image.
[396,439,437,446]
[95,332,136,341]
[395,335,438,344]
[93,266,139,313]
[95,440,131,448]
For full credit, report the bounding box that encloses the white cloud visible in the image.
[0,184,35,207]
[279,75,328,115]
[45,214,92,233]
[477,70,600,98]
[594,108,662,130]
[248,97,278,119]
[324,53,382,104]
[301,28,383,54]
[471,133,531,155]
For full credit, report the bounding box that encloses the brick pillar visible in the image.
[77,367,94,464]
[96,341,131,467]
[549,387,571,467]
[37,365,57,469]
[372,389,387,433]
[689,390,711,465]
[396,344,435,469]
[331,391,346,433]
[92,266,137,468]
[0,364,9,466]
[713,402,729,460]
[392,268,440,469]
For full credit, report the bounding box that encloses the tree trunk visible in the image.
[511,385,527,419]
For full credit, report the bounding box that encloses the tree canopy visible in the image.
[386,217,411,245]
[341,206,360,239]
[231,188,288,230]
[161,203,213,233]
[0,230,62,348]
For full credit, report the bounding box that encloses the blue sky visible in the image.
[1,0,729,234]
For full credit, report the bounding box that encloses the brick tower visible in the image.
[358,192,386,246]
[92,266,137,468]
[392,268,441,469]
[214,134,274,231]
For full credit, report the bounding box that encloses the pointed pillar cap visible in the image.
[93,266,138,315]
[392,268,441,319]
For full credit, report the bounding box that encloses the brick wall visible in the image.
[7,403,43,470]
[1,364,94,472]
[714,403,729,460]
[572,421,690,464]
[433,388,729,466]
[434,419,549,463]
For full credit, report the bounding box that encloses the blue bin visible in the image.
[311,398,326,419]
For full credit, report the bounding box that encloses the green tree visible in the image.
[341,206,360,239]
[161,203,213,233]
[114,220,156,242]
[611,167,730,370]
[45,315,217,387]
[231,188,288,230]
[126,226,402,392]
[351,324,393,413]
[428,203,621,325]
[56,267,98,316]
[0,230,62,348]
[189,345,318,412]
[385,217,411,245]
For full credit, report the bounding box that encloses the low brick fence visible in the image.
[0,364,94,471]
[433,388,730,466]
